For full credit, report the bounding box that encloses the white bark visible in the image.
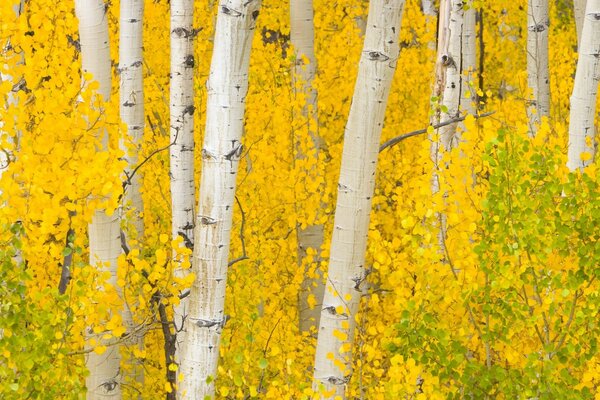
[291,0,325,334]
[312,0,405,397]
[178,0,261,398]
[439,0,463,150]
[75,1,122,398]
[120,0,144,237]
[170,0,196,361]
[567,0,600,171]
[460,1,477,115]
[421,0,436,17]
[86,211,122,399]
[526,0,550,136]
[119,0,144,391]
[574,0,587,46]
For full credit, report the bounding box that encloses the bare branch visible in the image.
[379,111,495,152]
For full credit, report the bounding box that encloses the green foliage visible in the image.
[0,223,86,399]
[390,128,600,398]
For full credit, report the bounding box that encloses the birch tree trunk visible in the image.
[567,0,600,171]
[291,0,325,335]
[574,0,587,46]
[75,1,122,398]
[170,0,195,363]
[177,0,261,398]
[526,0,550,136]
[119,0,144,392]
[312,0,405,397]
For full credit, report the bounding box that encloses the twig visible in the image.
[228,196,248,267]
[58,212,75,295]
[378,111,495,152]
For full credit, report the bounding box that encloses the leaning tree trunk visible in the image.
[312,0,405,398]
[574,0,586,46]
[526,0,550,136]
[119,0,145,393]
[170,0,195,364]
[75,1,122,399]
[291,0,325,335]
[567,0,600,171]
[177,0,262,398]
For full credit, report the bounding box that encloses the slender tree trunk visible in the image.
[312,0,406,397]
[526,0,550,136]
[567,0,600,171]
[75,1,122,399]
[574,0,586,46]
[461,1,477,115]
[178,1,262,398]
[291,0,325,335]
[438,0,464,150]
[421,0,437,50]
[170,0,195,364]
[119,0,144,393]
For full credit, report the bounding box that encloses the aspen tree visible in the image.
[526,0,550,136]
[567,0,600,171]
[75,1,122,398]
[312,0,405,397]
[120,0,144,238]
[178,0,261,398]
[574,0,586,45]
[119,0,144,391]
[291,0,325,334]
[170,0,195,362]
[461,1,477,115]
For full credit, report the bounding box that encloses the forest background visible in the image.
[1,0,600,399]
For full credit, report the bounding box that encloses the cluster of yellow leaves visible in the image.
[2,0,600,398]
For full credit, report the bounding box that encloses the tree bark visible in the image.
[312,0,405,397]
[119,0,145,393]
[75,1,122,399]
[567,0,600,171]
[460,1,477,115]
[574,0,587,46]
[170,0,195,365]
[291,0,325,335]
[526,0,550,136]
[177,0,262,398]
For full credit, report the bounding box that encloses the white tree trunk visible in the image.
[291,0,325,334]
[438,0,463,150]
[526,0,550,136]
[574,0,587,46]
[460,1,477,115]
[177,0,262,398]
[75,1,122,399]
[120,0,144,237]
[170,0,195,363]
[86,211,122,399]
[119,0,144,392]
[312,0,405,397]
[567,0,600,171]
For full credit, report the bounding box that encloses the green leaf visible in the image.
[258,358,268,369]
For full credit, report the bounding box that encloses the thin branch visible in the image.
[58,212,75,295]
[379,111,495,152]
[228,196,248,267]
